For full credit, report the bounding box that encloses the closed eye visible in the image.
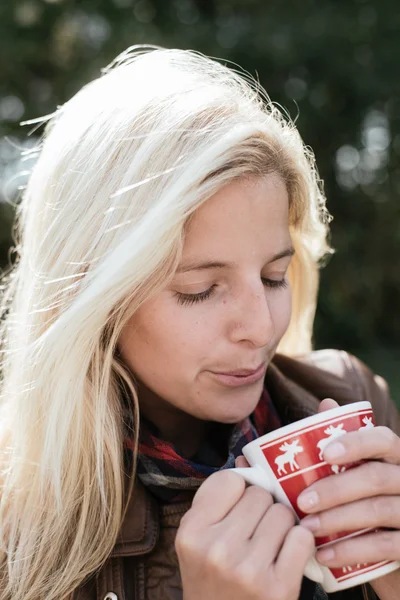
[174,284,217,306]
[174,278,288,307]
[261,278,288,290]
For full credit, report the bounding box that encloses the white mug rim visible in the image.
[245,400,372,450]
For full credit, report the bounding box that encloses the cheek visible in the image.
[271,288,292,336]
[118,301,216,378]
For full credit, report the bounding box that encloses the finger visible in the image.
[235,455,250,468]
[301,496,400,536]
[190,470,246,526]
[297,461,400,513]
[322,426,400,466]
[316,530,400,567]
[220,485,274,541]
[318,398,340,413]
[244,525,315,600]
[249,503,297,563]
[275,526,315,583]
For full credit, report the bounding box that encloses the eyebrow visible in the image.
[176,247,295,273]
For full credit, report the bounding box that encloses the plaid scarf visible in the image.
[125,386,322,600]
[129,387,281,503]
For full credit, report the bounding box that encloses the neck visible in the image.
[138,384,211,458]
[153,412,211,458]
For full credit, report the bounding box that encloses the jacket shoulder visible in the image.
[297,349,384,399]
[273,349,400,433]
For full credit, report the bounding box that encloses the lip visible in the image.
[208,362,267,388]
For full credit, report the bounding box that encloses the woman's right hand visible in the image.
[175,470,315,600]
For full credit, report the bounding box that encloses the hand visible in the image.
[298,400,400,575]
[176,470,315,600]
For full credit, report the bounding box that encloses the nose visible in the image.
[228,282,274,348]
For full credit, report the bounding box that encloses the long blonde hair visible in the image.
[0,46,330,599]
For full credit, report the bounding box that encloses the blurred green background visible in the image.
[0,0,399,402]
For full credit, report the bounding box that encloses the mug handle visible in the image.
[229,466,326,585]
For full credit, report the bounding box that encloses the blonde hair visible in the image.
[0,46,331,599]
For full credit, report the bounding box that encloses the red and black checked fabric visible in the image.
[126,387,281,503]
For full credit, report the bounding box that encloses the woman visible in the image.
[0,46,399,600]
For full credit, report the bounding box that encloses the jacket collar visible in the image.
[112,477,159,557]
[265,360,320,423]
[112,354,322,557]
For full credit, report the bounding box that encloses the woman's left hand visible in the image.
[298,399,400,591]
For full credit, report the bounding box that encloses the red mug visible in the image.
[230,401,400,592]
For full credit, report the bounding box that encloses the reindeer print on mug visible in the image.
[317,424,348,474]
[261,410,375,483]
[275,440,304,475]
[317,424,346,460]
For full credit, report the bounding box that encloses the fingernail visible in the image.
[297,490,319,511]
[323,442,346,461]
[300,515,320,532]
[317,547,335,564]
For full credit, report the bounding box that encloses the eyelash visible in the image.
[175,278,288,307]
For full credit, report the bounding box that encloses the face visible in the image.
[118,175,293,440]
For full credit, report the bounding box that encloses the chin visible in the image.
[215,395,261,424]
[220,411,255,424]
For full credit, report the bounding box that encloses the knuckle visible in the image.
[218,469,247,491]
[193,470,245,505]
[175,528,193,557]
[376,530,396,556]
[293,525,316,551]
[175,515,199,557]
[269,502,296,528]
[365,461,386,493]
[206,540,232,572]
[377,426,397,452]
[370,496,394,525]
[244,484,274,508]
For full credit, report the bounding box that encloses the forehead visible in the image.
[182,175,290,259]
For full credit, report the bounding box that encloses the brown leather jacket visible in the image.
[75,350,400,600]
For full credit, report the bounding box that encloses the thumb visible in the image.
[318,397,340,413]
